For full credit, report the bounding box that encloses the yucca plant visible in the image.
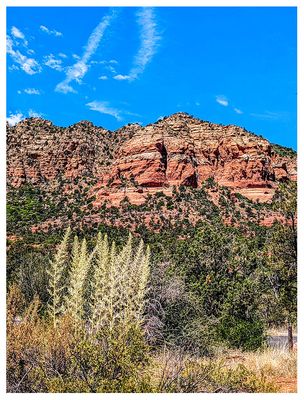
[46,227,71,328]
[89,232,110,331]
[88,233,150,333]
[47,229,150,333]
[64,237,90,323]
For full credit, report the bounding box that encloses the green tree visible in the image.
[264,182,297,348]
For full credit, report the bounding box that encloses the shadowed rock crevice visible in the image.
[183,172,198,188]
[156,142,168,173]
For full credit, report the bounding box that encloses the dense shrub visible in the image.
[218,317,265,351]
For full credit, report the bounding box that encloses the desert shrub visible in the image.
[208,362,276,392]
[218,280,265,350]
[7,230,152,393]
[43,321,151,393]
[178,316,219,356]
[7,285,44,392]
[146,261,219,355]
[7,296,151,393]
[64,324,151,393]
[151,349,275,393]
[218,317,265,351]
[15,252,49,307]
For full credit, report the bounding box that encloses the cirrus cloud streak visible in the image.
[55,13,114,94]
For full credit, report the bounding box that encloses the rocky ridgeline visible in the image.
[7,113,297,208]
[7,118,139,187]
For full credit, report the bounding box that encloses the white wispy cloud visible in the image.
[91,59,118,65]
[9,64,20,71]
[6,112,24,126]
[114,8,160,81]
[7,35,41,75]
[44,54,64,71]
[98,75,108,80]
[28,109,44,118]
[86,101,123,120]
[10,26,30,50]
[7,109,45,126]
[250,111,284,121]
[105,64,117,74]
[40,25,62,37]
[234,108,243,114]
[24,88,41,95]
[58,52,67,58]
[56,13,114,94]
[113,74,130,81]
[11,26,25,40]
[55,82,76,94]
[216,95,229,107]
[130,8,160,80]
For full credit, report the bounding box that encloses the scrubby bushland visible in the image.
[6,183,297,392]
[7,231,151,393]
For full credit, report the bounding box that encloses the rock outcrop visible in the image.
[92,113,296,205]
[7,113,297,208]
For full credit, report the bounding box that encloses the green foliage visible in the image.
[217,279,265,350]
[271,143,296,158]
[6,174,297,392]
[7,185,49,229]
[208,362,275,392]
[218,318,265,351]
[263,182,297,325]
[11,251,49,306]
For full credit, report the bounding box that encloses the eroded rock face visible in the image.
[93,113,296,205]
[7,113,296,207]
[7,118,138,187]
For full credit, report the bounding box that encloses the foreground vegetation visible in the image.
[6,182,297,392]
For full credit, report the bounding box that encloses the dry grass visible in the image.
[219,346,297,393]
[147,345,297,393]
[241,347,297,379]
[267,326,297,337]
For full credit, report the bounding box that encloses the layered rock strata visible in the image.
[7,113,297,207]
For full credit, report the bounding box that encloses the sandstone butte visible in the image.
[7,112,297,209]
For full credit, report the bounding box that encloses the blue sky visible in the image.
[7,7,297,149]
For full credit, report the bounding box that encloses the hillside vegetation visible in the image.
[6,115,297,393]
[7,181,297,393]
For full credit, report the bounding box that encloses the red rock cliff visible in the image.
[7,113,297,208]
[93,113,296,206]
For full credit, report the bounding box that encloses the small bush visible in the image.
[218,317,265,351]
[209,362,276,392]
